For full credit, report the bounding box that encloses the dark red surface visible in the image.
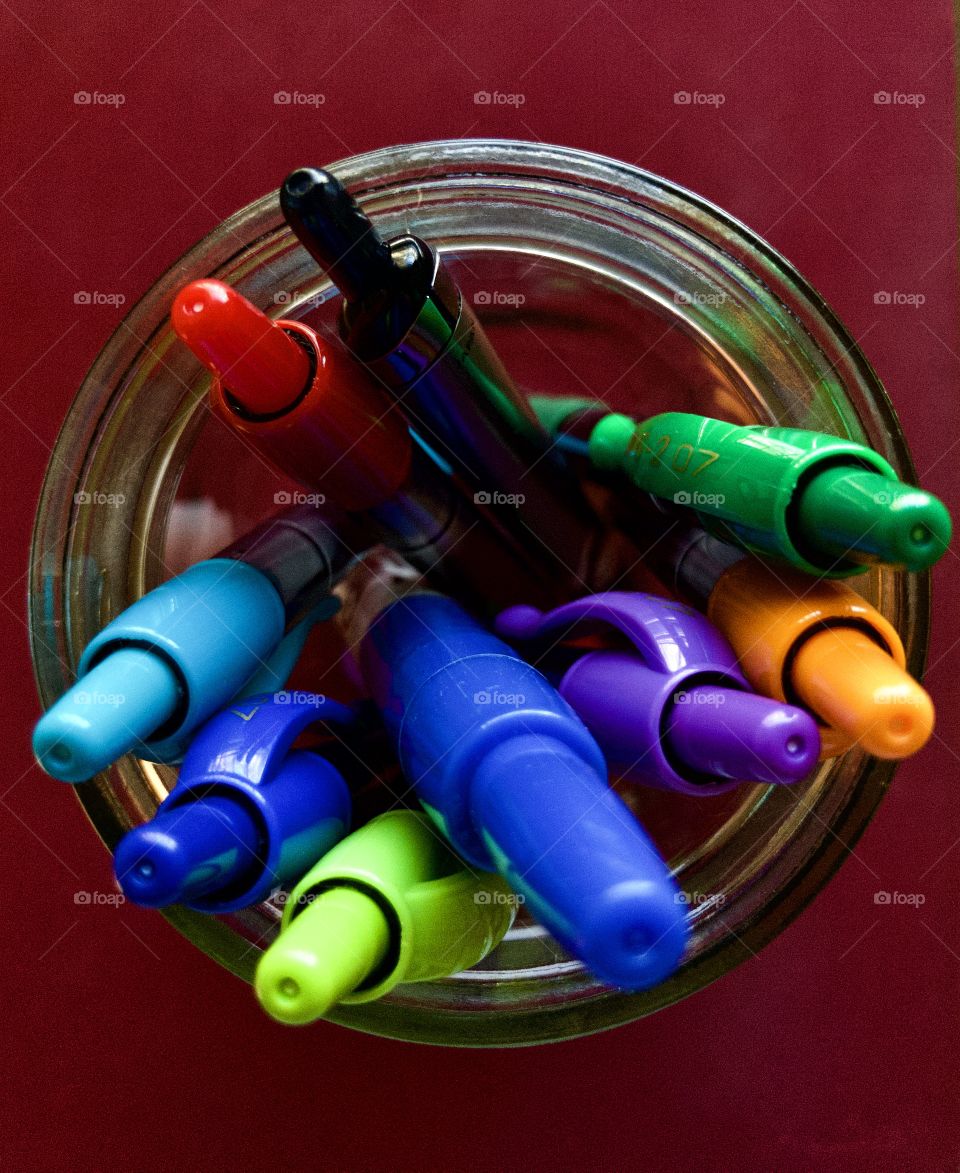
[3,3,959,1170]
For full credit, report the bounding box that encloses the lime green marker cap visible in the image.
[254,811,515,1025]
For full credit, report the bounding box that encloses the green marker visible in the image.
[255,811,515,1025]
[533,397,951,578]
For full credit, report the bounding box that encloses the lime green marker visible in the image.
[535,397,951,578]
[255,811,515,1025]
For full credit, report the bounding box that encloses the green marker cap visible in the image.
[254,811,515,1025]
[793,464,951,572]
[590,410,951,577]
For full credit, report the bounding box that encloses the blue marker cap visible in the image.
[496,594,820,794]
[33,558,288,780]
[114,692,353,913]
[32,646,183,784]
[360,593,688,991]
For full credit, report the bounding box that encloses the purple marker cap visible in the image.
[496,594,820,794]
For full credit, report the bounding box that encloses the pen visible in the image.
[255,811,515,1025]
[33,503,355,781]
[660,528,934,759]
[114,692,352,913]
[351,566,689,990]
[532,398,935,758]
[279,168,609,591]
[173,279,564,612]
[495,592,820,793]
[537,398,950,576]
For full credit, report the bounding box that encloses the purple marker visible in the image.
[495,592,820,794]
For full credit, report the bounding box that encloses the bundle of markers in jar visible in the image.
[33,168,951,1025]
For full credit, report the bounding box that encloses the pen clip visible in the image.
[495,591,743,679]
[233,597,341,701]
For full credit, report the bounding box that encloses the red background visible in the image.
[3,3,958,1170]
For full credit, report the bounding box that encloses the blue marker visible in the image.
[359,592,689,991]
[33,505,355,781]
[114,692,352,913]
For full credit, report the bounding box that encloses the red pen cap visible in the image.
[172,279,412,511]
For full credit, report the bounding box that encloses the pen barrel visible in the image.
[359,440,558,612]
[664,528,744,605]
[223,504,357,625]
[209,319,413,513]
[350,244,609,590]
[601,411,897,577]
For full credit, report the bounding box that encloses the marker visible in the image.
[536,399,951,577]
[115,693,352,913]
[359,590,689,990]
[664,529,934,759]
[173,279,560,612]
[173,278,409,511]
[279,168,609,590]
[495,592,820,793]
[33,504,355,781]
[255,810,514,1024]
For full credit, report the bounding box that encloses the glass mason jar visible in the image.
[29,140,928,1046]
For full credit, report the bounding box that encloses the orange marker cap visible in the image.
[707,559,913,758]
[792,627,933,759]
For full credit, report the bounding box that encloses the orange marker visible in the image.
[667,532,933,759]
